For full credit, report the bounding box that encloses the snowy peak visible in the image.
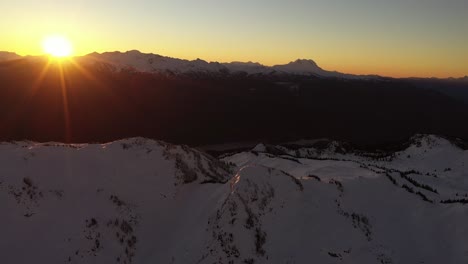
[273,59,323,74]
[85,50,228,74]
[286,59,321,69]
[271,58,369,79]
[403,134,468,154]
[252,143,267,152]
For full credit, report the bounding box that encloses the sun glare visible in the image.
[42,35,73,58]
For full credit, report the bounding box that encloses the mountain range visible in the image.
[83,50,376,79]
[2,50,467,82]
[1,50,461,80]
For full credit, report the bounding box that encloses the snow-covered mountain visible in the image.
[2,50,464,80]
[1,135,467,263]
[84,50,227,74]
[78,50,373,79]
[0,49,375,79]
[6,50,467,80]
[272,59,372,79]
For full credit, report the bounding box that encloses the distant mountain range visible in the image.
[82,50,377,79]
[3,50,466,80]
[1,50,363,78]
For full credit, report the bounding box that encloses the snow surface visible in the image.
[1,135,467,263]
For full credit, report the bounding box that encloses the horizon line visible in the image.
[2,50,467,80]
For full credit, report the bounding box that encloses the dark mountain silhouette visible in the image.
[0,56,467,148]
[406,77,468,104]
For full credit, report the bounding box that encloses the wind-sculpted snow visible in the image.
[1,135,468,263]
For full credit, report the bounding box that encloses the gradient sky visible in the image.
[1,0,467,77]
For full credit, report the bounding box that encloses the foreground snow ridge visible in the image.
[1,136,467,264]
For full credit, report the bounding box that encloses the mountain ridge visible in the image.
[0,50,377,79]
[1,50,466,80]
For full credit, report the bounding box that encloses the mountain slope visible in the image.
[1,136,468,263]
[223,134,468,263]
[0,138,232,263]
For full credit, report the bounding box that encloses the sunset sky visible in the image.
[1,0,467,78]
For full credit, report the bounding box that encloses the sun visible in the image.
[42,35,73,58]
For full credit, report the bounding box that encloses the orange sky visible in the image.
[1,0,467,78]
